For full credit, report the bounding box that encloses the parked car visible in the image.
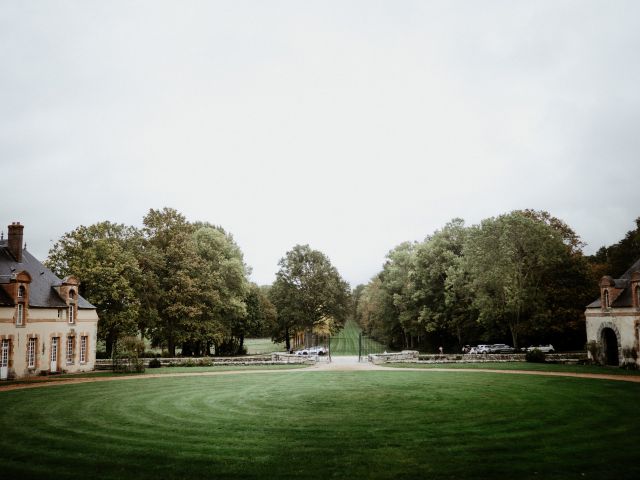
[490,344,515,353]
[526,344,555,353]
[476,344,492,354]
[307,346,328,356]
[295,346,328,356]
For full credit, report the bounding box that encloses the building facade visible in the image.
[0,222,99,380]
[585,258,640,366]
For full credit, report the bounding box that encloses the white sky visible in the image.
[1,1,639,287]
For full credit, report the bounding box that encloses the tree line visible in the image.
[46,208,278,357]
[47,206,639,357]
[354,210,640,353]
[46,208,351,357]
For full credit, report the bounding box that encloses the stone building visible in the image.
[585,258,640,366]
[0,222,99,380]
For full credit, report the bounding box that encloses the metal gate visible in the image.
[327,333,389,361]
[358,333,388,361]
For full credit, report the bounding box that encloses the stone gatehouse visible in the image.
[585,258,640,366]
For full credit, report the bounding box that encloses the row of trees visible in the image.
[47,208,277,357]
[46,208,353,357]
[354,210,597,352]
[48,205,637,357]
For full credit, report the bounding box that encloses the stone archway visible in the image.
[598,322,621,366]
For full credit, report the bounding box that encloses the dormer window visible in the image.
[636,286,640,309]
[603,289,610,309]
[18,285,25,298]
[69,290,75,300]
[68,305,75,324]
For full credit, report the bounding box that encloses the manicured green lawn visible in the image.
[387,361,640,376]
[329,319,387,355]
[1,370,638,479]
[244,337,285,354]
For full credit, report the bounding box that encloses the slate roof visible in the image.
[0,240,95,309]
[586,257,640,309]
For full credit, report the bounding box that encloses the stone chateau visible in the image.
[0,222,99,380]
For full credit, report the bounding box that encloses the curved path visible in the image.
[1,357,639,392]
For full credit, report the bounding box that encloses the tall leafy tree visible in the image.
[270,245,350,351]
[590,217,640,277]
[408,219,477,349]
[460,212,568,348]
[141,208,200,356]
[191,225,249,355]
[46,222,142,356]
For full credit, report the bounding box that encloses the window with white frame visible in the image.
[28,337,36,368]
[66,336,74,364]
[68,305,75,324]
[1,339,8,370]
[18,285,25,298]
[17,303,24,325]
[80,336,87,363]
[604,289,610,308]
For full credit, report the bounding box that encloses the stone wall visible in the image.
[95,353,315,370]
[380,352,587,365]
[368,351,419,364]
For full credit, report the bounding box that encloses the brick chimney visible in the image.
[8,222,24,262]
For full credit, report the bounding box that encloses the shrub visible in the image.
[585,340,601,365]
[148,358,162,368]
[621,347,638,369]
[525,349,546,363]
[216,338,246,356]
[112,336,146,373]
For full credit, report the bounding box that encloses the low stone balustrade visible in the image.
[368,350,419,364]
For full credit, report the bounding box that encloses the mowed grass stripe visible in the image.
[330,319,387,355]
[1,371,639,479]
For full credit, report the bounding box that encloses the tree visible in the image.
[589,217,640,277]
[191,225,250,355]
[460,212,568,348]
[141,208,201,356]
[407,219,478,349]
[46,222,142,357]
[270,245,350,351]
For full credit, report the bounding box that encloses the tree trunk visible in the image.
[106,334,115,358]
[168,338,176,357]
[285,326,291,352]
[239,334,244,349]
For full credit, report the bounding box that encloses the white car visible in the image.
[295,346,328,356]
[307,346,328,356]
[526,344,555,353]
[476,344,492,354]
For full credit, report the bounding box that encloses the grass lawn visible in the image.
[1,370,639,479]
[329,319,387,356]
[387,361,640,376]
[244,337,285,354]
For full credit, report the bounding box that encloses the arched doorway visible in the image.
[601,328,619,366]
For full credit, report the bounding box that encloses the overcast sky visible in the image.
[1,1,639,287]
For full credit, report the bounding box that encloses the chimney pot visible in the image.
[7,222,24,262]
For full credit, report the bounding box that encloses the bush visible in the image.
[112,336,146,373]
[525,349,546,363]
[216,338,247,356]
[148,358,162,368]
[585,341,601,365]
